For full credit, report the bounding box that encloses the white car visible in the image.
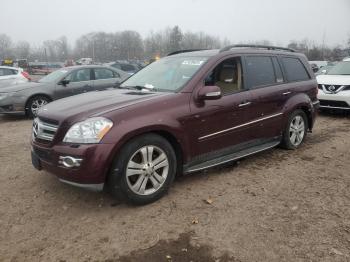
[0,66,31,88]
[317,60,350,111]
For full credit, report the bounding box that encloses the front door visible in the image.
[55,68,93,99]
[188,56,256,159]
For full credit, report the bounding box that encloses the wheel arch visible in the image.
[105,128,186,182]
[283,93,315,131]
[25,93,53,113]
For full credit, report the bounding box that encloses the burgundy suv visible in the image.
[31,45,319,204]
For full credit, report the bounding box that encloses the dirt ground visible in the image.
[0,112,349,262]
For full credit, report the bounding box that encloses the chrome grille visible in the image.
[32,118,58,142]
[320,84,348,94]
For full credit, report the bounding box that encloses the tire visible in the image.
[26,95,50,118]
[280,109,308,150]
[107,134,177,205]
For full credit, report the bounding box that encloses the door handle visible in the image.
[282,91,292,95]
[238,101,251,107]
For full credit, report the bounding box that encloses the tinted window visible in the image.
[121,64,136,71]
[282,57,310,81]
[65,69,91,82]
[94,68,115,80]
[245,56,275,88]
[272,57,284,83]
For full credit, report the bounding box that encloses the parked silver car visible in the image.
[0,65,129,117]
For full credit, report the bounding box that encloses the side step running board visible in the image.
[184,140,280,174]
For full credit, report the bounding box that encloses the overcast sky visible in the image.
[1,0,350,47]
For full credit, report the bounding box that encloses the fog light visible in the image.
[59,156,83,168]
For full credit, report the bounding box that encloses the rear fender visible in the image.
[282,93,315,130]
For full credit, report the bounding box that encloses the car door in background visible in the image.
[93,68,121,91]
[54,68,93,99]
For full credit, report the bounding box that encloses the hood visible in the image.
[316,74,350,85]
[38,89,167,123]
[0,81,48,93]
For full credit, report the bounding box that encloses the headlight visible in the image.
[63,117,113,144]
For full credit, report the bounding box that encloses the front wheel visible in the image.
[107,134,177,205]
[26,95,50,118]
[280,109,308,150]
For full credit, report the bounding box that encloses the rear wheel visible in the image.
[281,109,308,149]
[108,134,176,205]
[26,95,50,118]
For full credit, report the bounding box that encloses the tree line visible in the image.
[0,26,349,62]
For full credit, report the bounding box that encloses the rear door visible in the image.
[92,67,122,91]
[242,55,296,140]
[54,68,93,99]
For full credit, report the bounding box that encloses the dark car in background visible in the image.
[0,65,128,117]
[106,61,142,75]
[31,45,319,205]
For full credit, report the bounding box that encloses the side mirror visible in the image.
[59,79,70,86]
[197,85,222,101]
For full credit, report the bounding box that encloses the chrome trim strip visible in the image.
[186,141,280,173]
[312,100,320,105]
[198,112,283,140]
[59,179,104,191]
[320,105,350,110]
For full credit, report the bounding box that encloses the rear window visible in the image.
[121,64,136,71]
[94,68,116,80]
[245,56,276,89]
[282,57,310,82]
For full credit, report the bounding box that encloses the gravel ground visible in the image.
[0,112,349,262]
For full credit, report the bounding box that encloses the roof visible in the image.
[168,46,301,59]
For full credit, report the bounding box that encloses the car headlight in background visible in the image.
[63,117,113,144]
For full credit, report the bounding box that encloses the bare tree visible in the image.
[0,34,13,59]
[14,41,31,59]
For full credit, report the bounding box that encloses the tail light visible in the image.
[21,71,31,81]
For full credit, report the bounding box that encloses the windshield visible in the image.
[327,61,350,75]
[38,69,69,83]
[120,56,208,92]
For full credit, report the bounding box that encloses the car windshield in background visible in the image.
[327,61,350,75]
[38,69,68,83]
[120,56,208,92]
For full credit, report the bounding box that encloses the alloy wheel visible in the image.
[31,98,48,116]
[289,115,305,146]
[126,145,169,195]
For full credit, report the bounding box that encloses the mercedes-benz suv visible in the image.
[31,45,319,204]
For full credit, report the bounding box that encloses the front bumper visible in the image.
[317,90,350,110]
[31,141,116,189]
[0,95,26,114]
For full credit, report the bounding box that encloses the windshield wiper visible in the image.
[120,85,156,91]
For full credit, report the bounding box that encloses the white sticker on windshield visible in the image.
[144,83,154,89]
[182,60,204,66]
[60,70,68,73]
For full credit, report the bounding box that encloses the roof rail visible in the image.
[167,49,207,56]
[220,44,295,53]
